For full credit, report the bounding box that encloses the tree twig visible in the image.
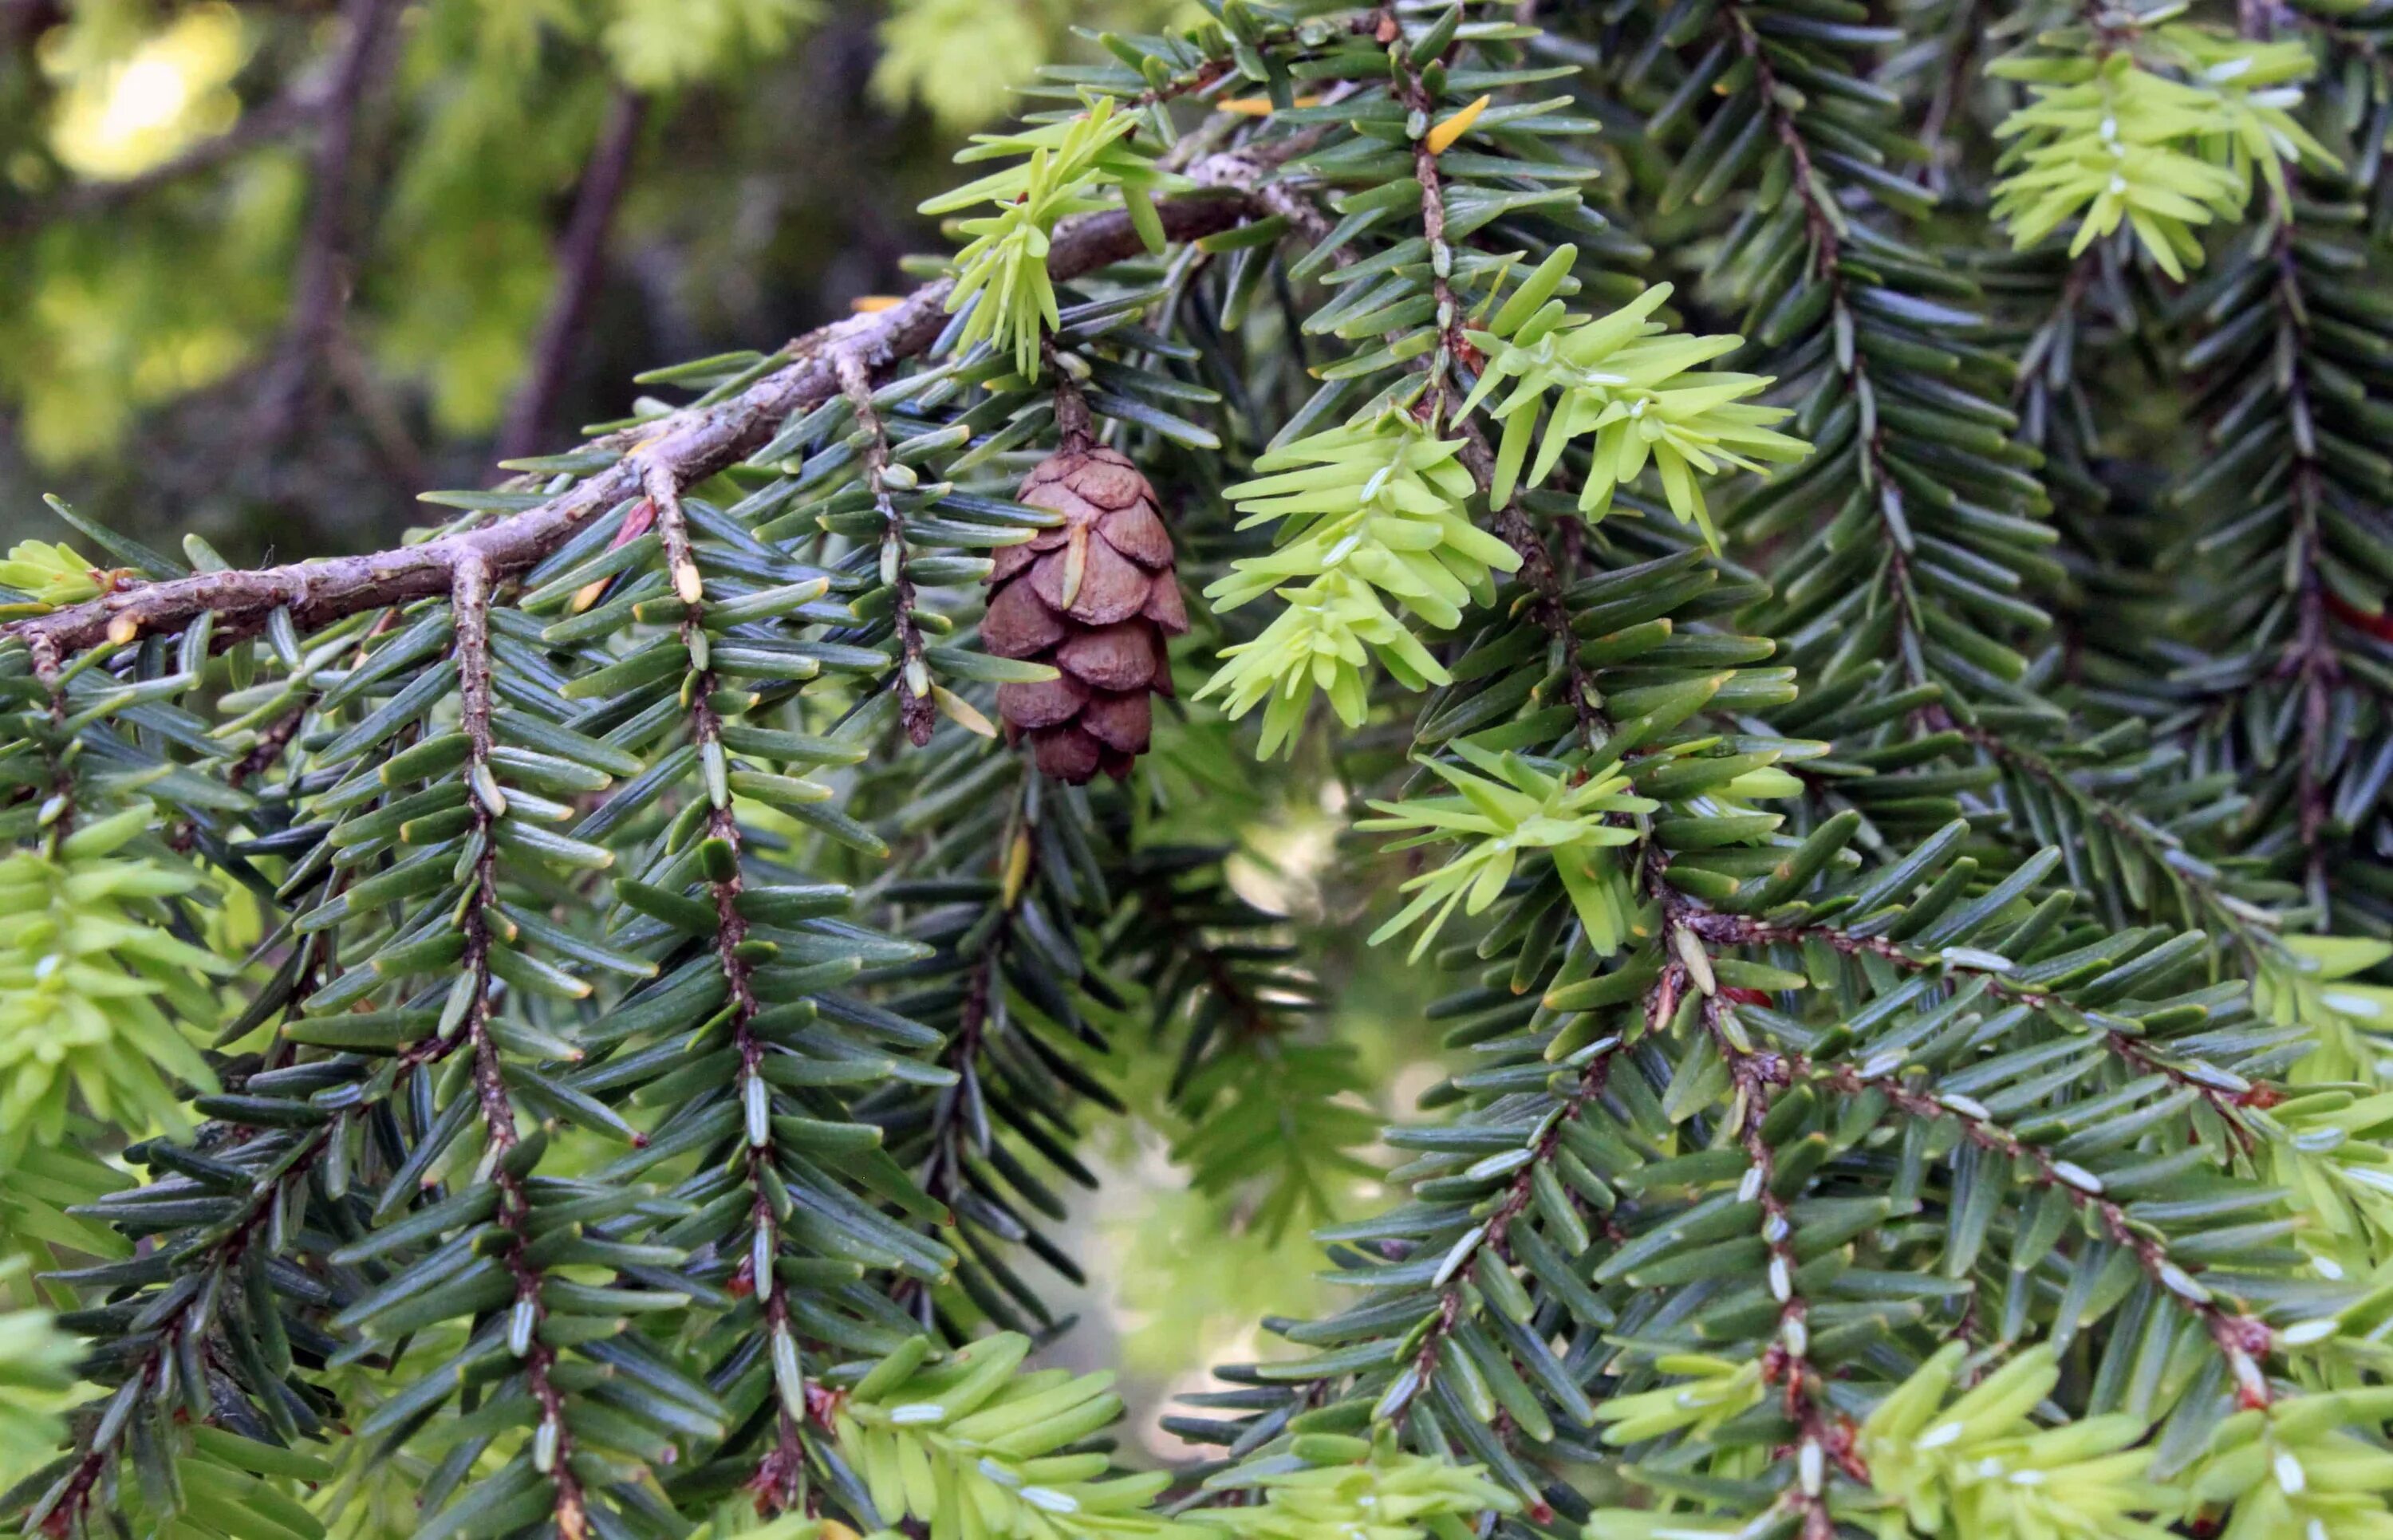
[1822,1061,2278,1406]
[838,350,937,745]
[1381,17,1602,750]
[8,181,1269,658]
[1697,991,1851,1540]
[499,88,649,464]
[1712,0,1930,683]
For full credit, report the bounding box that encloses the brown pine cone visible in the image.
[982,445,1186,782]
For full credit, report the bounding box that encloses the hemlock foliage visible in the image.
[8,1,2393,1538]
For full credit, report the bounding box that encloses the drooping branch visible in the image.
[1382,17,1604,750]
[1922,703,2277,952]
[651,490,814,1510]
[449,551,588,1528]
[1697,993,1847,1540]
[1820,1061,2278,1406]
[6,174,1273,658]
[1713,0,1930,681]
[1685,904,2266,1130]
[838,349,936,746]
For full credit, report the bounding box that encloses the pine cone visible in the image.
[982,446,1186,782]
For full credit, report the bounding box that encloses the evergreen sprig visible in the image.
[1458,248,1810,540]
[5,2,2393,1539]
[925,96,1193,379]
[1991,26,2332,278]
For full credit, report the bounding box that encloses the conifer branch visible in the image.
[1384,18,1602,748]
[450,549,588,1536]
[1662,873,2282,1400]
[5,183,1270,660]
[1685,906,2268,1131]
[11,11,2389,1540]
[1823,1061,2279,1407]
[25,1136,333,1534]
[840,351,937,746]
[1697,991,1847,1540]
[2260,188,2342,909]
[904,780,1035,1330]
[1370,1027,1619,1475]
[1385,2,1476,430]
[1926,705,2277,951]
[651,497,817,1510]
[1717,0,1930,680]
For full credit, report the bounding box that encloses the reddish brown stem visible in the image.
[452,552,587,1534]
[837,353,936,746]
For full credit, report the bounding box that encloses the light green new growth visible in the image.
[1587,1353,1763,1446]
[0,541,110,613]
[1360,744,1653,960]
[2258,935,2393,1086]
[834,1333,1173,1540]
[1458,245,1807,543]
[1185,1437,1518,1540]
[0,1258,79,1494]
[1195,570,1449,758]
[2262,1083,2393,1293]
[1851,1343,2177,1540]
[0,802,226,1162]
[1991,28,2333,278]
[2191,1389,2393,1540]
[924,96,1189,378]
[1195,414,1523,758]
[2250,939,2393,1281]
[115,1427,335,1540]
[1206,416,1519,625]
[698,1517,822,1540]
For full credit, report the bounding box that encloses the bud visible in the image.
[982,446,1186,782]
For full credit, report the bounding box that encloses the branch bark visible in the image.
[8,176,1269,657]
[498,87,649,464]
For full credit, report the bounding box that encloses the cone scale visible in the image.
[982,446,1186,782]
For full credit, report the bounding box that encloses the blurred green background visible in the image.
[0,0,1148,556]
[0,0,1457,1446]
[1047,820,1446,1460]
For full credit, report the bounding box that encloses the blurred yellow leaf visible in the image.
[46,4,250,181]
